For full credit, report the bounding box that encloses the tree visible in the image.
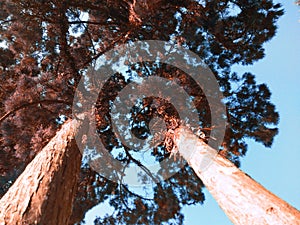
[0,0,285,224]
[0,118,82,224]
[174,127,300,224]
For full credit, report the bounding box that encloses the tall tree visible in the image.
[174,127,300,224]
[0,0,284,224]
[0,118,82,224]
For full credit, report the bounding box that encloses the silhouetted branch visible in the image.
[82,30,132,67]
[0,99,71,123]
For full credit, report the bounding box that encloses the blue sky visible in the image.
[183,1,300,224]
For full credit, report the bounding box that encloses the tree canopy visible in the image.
[0,0,283,224]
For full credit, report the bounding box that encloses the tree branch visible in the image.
[81,30,132,67]
[67,20,118,26]
[0,99,71,123]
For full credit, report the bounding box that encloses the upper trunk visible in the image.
[174,126,300,225]
[0,118,83,225]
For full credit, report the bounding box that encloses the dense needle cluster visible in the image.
[0,0,283,224]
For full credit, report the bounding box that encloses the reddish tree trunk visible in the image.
[0,119,83,225]
[175,126,300,225]
[2,121,299,225]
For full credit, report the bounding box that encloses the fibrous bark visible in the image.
[174,126,300,225]
[0,118,83,225]
[2,121,299,225]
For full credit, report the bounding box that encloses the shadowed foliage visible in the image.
[0,0,283,224]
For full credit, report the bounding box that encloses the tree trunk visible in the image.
[174,126,300,225]
[2,120,299,225]
[0,118,83,225]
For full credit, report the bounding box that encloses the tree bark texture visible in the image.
[0,118,83,225]
[174,126,300,225]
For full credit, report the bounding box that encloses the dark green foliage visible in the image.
[0,0,283,224]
